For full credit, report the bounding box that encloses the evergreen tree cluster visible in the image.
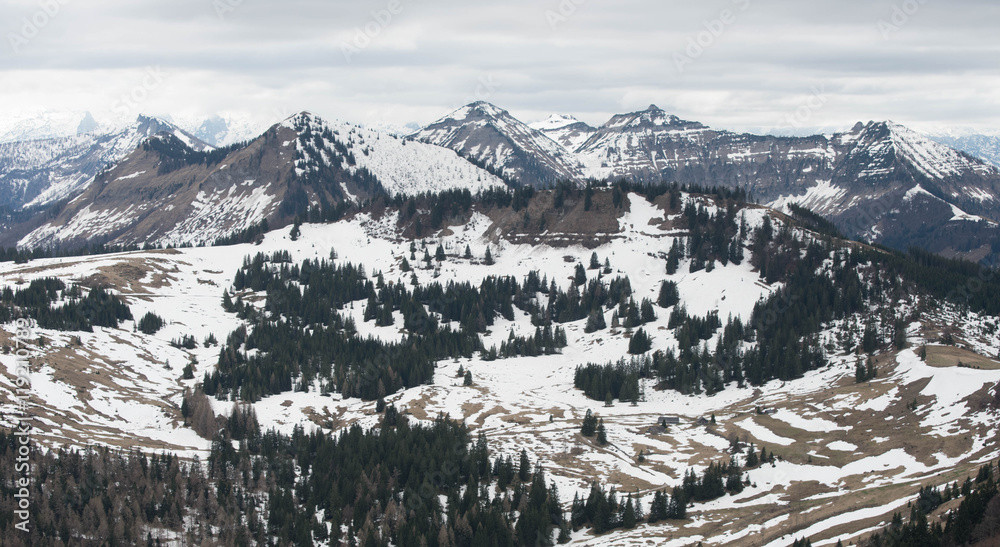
[492,325,568,359]
[0,278,132,331]
[627,328,653,355]
[680,459,744,501]
[213,252,630,401]
[568,455,743,535]
[141,134,249,174]
[0,242,142,264]
[681,198,744,272]
[569,483,646,534]
[859,460,999,547]
[0,411,558,546]
[573,358,652,403]
[855,357,878,383]
[137,311,165,335]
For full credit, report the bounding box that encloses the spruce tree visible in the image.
[596,419,608,445]
[657,280,680,308]
[581,409,597,437]
[623,496,636,528]
[518,449,531,482]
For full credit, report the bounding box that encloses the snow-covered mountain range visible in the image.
[928,133,1000,169]
[415,103,1000,264]
[4,102,1000,265]
[6,112,503,249]
[0,115,209,211]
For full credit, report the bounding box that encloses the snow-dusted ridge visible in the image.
[282,111,504,197]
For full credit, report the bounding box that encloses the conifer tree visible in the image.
[581,409,597,437]
[657,280,680,308]
[623,496,636,528]
[518,449,531,482]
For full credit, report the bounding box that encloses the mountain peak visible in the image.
[460,101,508,119]
[530,114,583,132]
[77,111,100,135]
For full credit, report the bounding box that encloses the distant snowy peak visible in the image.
[598,104,707,133]
[445,100,511,122]
[572,105,717,180]
[188,113,268,147]
[927,133,1000,169]
[133,115,213,152]
[0,115,210,211]
[885,121,983,179]
[529,114,583,132]
[845,120,998,182]
[0,110,99,143]
[530,114,597,154]
[413,101,582,187]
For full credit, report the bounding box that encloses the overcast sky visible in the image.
[2,0,998,135]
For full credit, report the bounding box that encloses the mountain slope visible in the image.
[412,101,582,186]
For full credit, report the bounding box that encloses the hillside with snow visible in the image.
[3,187,998,545]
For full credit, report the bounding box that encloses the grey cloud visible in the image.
[1,0,998,133]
